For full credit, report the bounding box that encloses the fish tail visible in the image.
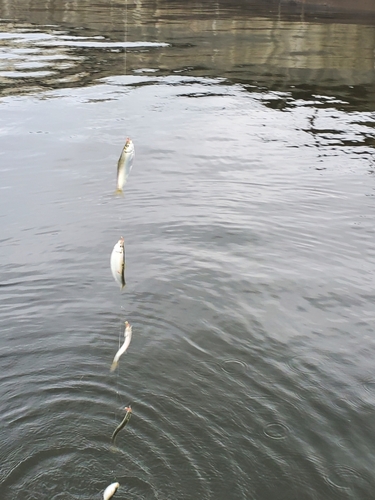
[114,188,124,196]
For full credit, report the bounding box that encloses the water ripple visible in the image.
[324,464,372,493]
[221,359,248,375]
[263,422,289,440]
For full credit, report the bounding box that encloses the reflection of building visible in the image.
[289,0,375,16]
[0,0,374,92]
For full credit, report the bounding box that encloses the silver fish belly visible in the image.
[103,482,119,500]
[116,137,135,194]
[110,237,125,289]
[110,321,132,371]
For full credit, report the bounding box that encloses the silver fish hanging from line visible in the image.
[110,321,132,372]
[111,405,132,444]
[115,137,135,195]
[110,237,125,289]
[103,482,120,500]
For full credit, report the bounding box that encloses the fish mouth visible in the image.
[124,138,134,151]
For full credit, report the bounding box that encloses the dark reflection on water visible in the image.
[0,0,375,109]
[1,1,375,500]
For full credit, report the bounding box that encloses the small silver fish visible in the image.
[103,481,119,500]
[110,321,132,372]
[110,237,125,289]
[111,405,132,443]
[116,137,135,195]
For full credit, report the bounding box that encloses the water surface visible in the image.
[1,1,375,499]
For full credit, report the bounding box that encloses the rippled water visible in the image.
[1,1,375,499]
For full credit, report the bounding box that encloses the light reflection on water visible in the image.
[0,1,375,100]
[0,1,375,500]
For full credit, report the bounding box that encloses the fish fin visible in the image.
[110,361,118,372]
[114,188,124,196]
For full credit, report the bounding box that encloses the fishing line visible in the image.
[114,0,129,417]
[116,0,127,407]
[124,0,128,77]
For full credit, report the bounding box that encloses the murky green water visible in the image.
[1,1,375,499]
